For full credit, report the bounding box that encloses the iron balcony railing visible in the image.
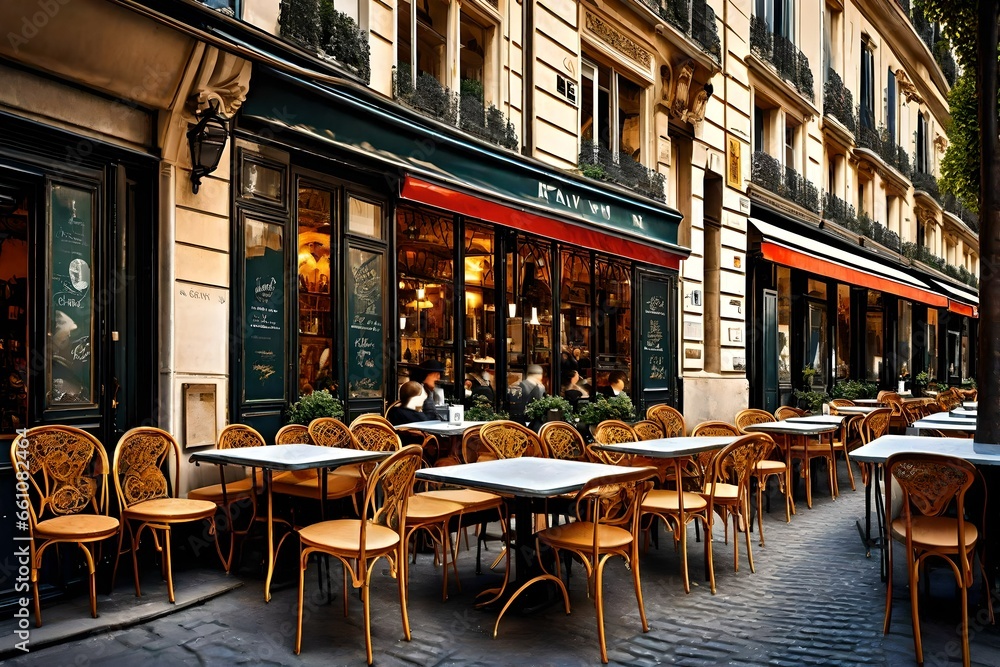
[749,15,814,101]
[637,0,721,63]
[579,140,667,202]
[751,151,819,213]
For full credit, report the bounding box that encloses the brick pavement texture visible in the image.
[7,460,1000,666]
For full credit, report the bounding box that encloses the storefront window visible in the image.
[806,301,828,388]
[835,284,850,380]
[925,309,938,381]
[506,236,553,394]
[865,291,884,382]
[47,183,95,407]
[348,196,382,238]
[397,206,455,391]
[463,223,496,380]
[961,320,970,381]
[594,256,631,393]
[0,185,27,430]
[347,247,384,399]
[777,267,791,384]
[897,301,912,382]
[297,186,335,394]
[560,250,592,382]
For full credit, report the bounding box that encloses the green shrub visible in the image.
[830,379,879,400]
[577,393,635,426]
[793,389,829,413]
[466,395,508,421]
[286,389,344,425]
[525,395,574,421]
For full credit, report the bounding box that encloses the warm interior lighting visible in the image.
[508,303,516,318]
[529,307,540,325]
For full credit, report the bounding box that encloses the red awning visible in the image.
[400,176,683,269]
[948,300,976,317]
[760,242,948,308]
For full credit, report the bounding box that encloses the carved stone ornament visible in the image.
[684,82,713,124]
[856,157,877,180]
[660,64,673,105]
[934,134,948,153]
[915,205,938,226]
[585,11,652,68]
[671,60,695,118]
[895,68,924,105]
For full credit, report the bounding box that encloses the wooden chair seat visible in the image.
[890,516,978,550]
[299,518,401,553]
[417,488,502,512]
[406,494,463,521]
[540,521,634,551]
[641,489,707,512]
[187,477,258,503]
[754,459,786,473]
[271,471,362,499]
[701,482,738,501]
[123,497,219,523]
[35,514,119,540]
[405,494,465,600]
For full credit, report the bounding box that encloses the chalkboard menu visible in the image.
[347,248,383,398]
[47,184,95,407]
[640,276,670,389]
[243,219,286,402]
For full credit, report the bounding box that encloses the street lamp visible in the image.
[187,100,229,194]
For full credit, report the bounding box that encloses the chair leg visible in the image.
[883,535,894,634]
[743,499,755,574]
[756,476,766,547]
[630,549,648,633]
[398,548,412,642]
[843,449,857,491]
[130,524,142,598]
[111,520,126,595]
[83,543,98,619]
[294,547,307,655]
[704,518,716,595]
[595,556,609,664]
[363,565,374,665]
[908,558,923,665]
[960,573,970,667]
[163,527,175,603]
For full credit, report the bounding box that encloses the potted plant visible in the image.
[801,365,817,389]
[466,395,508,422]
[286,389,345,425]
[912,371,930,397]
[525,395,574,424]
[577,393,636,427]
[830,379,879,401]
[792,389,829,414]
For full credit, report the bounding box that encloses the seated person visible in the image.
[561,368,589,409]
[412,359,446,419]
[387,381,439,427]
[596,370,628,399]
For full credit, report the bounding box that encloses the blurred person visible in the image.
[597,370,628,398]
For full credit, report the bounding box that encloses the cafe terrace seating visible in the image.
[773,406,806,419]
[479,420,544,459]
[531,467,654,663]
[294,445,423,664]
[735,409,790,541]
[538,421,588,461]
[275,423,312,445]
[187,424,266,570]
[589,420,639,465]
[11,426,121,626]
[883,453,994,667]
[632,420,664,441]
[383,401,440,461]
[112,427,224,603]
[646,403,685,438]
[269,419,362,505]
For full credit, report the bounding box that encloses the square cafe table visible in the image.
[416,458,654,633]
[190,444,390,601]
[397,420,489,461]
[831,405,881,416]
[741,421,841,508]
[851,435,1000,578]
[595,436,739,592]
[911,412,977,434]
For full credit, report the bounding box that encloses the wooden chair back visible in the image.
[538,421,588,461]
[860,408,892,444]
[773,406,806,420]
[275,424,312,445]
[350,420,402,452]
[705,433,772,506]
[218,424,266,449]
[11,425,111,523]
[734,409,776,433]
[646,404,685,437]
[358,446,423,561]
[350,413,393,429]
[460,425,492,463]
[112,427,181,510]
[632,420,664,441]
[479,420,543,459]
[308,418,356,448]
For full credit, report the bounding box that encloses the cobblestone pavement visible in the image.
[7,461,1000,666]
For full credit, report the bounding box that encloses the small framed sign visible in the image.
[183,383,218,449]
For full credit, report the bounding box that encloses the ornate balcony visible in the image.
[902,242,978,288]
[856,120,912,179]
[823,69,856,133]
[749,15,814,101]
[278,0,371,83]
[821,192,901,253]
[637,0,721,63]
[751,151,819,213]
[579,140,666,202]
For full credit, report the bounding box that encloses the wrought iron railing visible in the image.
[902,242,978,288]
[856,121,912,179]
[821,192,901,253]
[749,15,814,101]
[638,0,721,63]
[823,69,856,132]
[392,68,519,150]
[910,171,979,233]
[906,0,957,86]
[279,0,371,83]
[751,151,819,213]
[579,140,666,202]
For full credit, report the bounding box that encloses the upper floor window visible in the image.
[916,113,929,174]
[886,68,897,142]
[860,40,875,130]
[581,60,643,163]
[756,0,794,43]
[399,0,448,85]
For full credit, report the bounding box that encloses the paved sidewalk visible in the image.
[5,462,1000,666]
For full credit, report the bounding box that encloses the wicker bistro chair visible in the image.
[646,403,685,438]
[522,468,656,663]
[700,434,773,583]
[632,420,664,441]
[112,427,225,603]
[270,419,363,505]
[275,424,312,445]
[384,401,441,462]
[350,413,393,429]
[538,421,588,461]
[479,420,544,460]
[735,410,791,541]
[187,424,266,570]
[883,453,994,667]
[11,426,120,626]
[294,446,423,664]
[589,420,639,466]
[405,477,465,602]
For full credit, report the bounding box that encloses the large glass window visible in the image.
[777,267,791,384]
[860,41,874,130]
[805,280,828,388]
[835,284,851,380]
[297,185,335,394]
[397,206,455,391]
[463,222,496,367]
[348,196,382,238]
[560,250,592,381]
[398,0,448,85]
[897,301,912,382]
[505,237,553,394]
[581,61,643,162]
[594,256,631,393]
[865,291,884,382]
[925,309,938,381]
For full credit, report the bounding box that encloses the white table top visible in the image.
[964,401,978,409]
[853,399,883,406]
[951,408,978,418]
[911,419,976,432]
[596,435,739,458]
[190,444,388,471]
[396,420,489,437]
[917,411,976,424]
[786,415,846,425]
[415,458,654,498]
[831,406,881,415]
[851,435,1000,466]
[742,421,839,435]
